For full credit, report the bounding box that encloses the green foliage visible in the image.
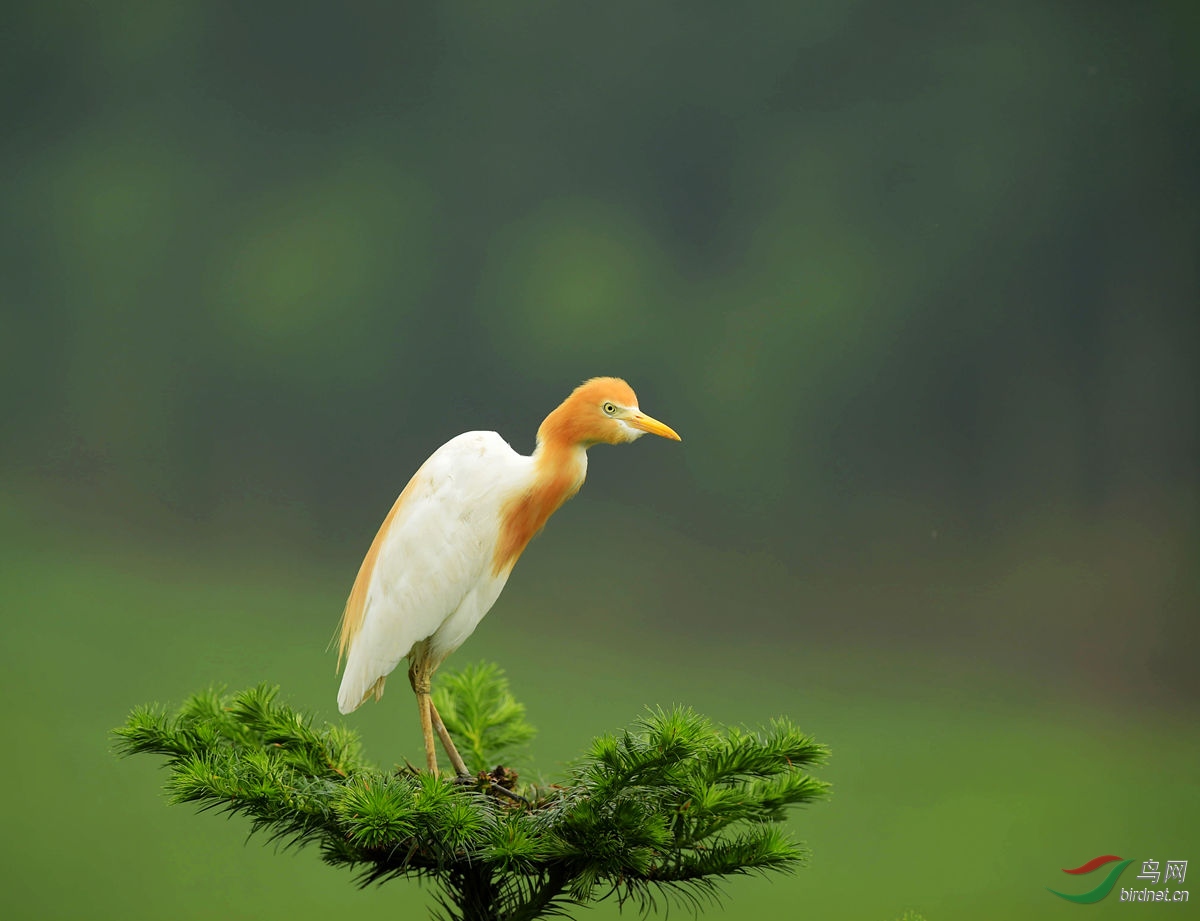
[433,662,536,774]
[114,665,829,921]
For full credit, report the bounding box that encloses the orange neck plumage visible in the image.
[491,408,589,576]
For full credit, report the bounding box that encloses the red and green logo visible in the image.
[1048,855,1134,903]
[1049,855,1190,904]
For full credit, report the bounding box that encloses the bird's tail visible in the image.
[337,670,387,715]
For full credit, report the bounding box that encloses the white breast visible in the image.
[337,431,537,713]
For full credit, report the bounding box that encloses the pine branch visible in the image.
[433,663,536,775]
[114,664,830,920]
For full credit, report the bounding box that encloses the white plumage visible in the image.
[334,377,680,775]
[337,431,579,714]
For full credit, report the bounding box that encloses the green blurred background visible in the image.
[2,2,1196,918]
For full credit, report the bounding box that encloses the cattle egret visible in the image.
[336,377,681,776]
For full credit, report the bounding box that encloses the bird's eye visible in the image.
[602,402,617,416]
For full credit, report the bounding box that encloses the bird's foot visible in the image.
[449,765,529,805]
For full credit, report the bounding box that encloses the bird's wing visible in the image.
[336,431,526,714]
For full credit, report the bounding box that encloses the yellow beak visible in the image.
[629,411,682,441]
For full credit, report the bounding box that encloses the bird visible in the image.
[335,377,681,776]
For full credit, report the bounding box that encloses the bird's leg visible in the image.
[428,699,471,777]
[417,691,437,774]
[409,660,439,775]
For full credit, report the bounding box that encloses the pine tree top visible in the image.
[114,663,830,921]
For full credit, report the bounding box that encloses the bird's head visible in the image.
[538,377,682,448]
